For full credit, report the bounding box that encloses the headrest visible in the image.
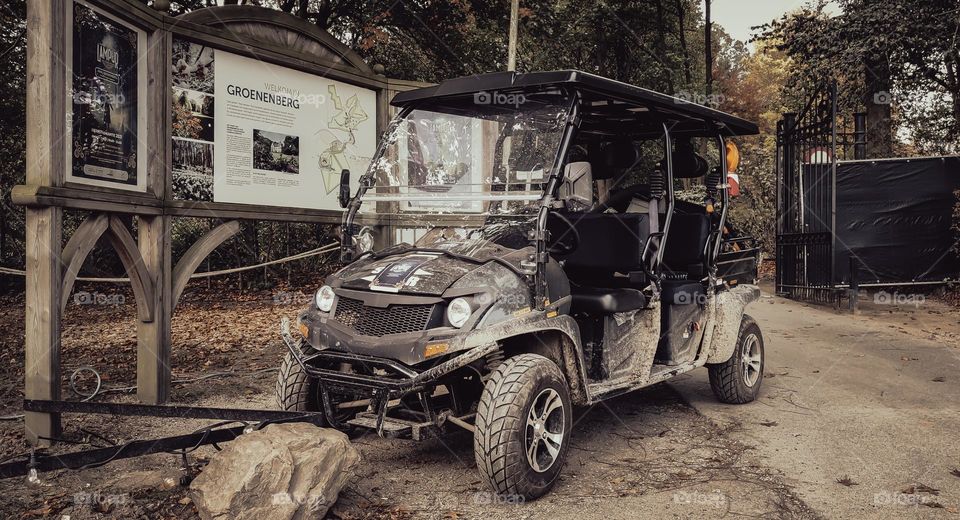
[664,139,708,179]
[603,141,639,168]
[590,141,638,179]
[669,151,709,178]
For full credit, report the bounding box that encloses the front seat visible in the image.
[547,212,651,314]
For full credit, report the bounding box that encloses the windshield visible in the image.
[359,93,571,217]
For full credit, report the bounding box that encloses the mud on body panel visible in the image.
[704,285,761,364]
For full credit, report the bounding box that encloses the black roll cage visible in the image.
[341,87,734,310]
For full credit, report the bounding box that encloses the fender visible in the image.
[460,310,591,404]
[704,284,761,364]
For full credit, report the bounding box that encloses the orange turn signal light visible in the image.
[424,342,449,358]
[298,322,309,338]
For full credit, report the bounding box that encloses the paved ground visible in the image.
[673,288,960,519]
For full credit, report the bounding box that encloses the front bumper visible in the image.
[280,318,495,436]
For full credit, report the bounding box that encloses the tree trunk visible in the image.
[863,54,893,158]
[654,0,675,93]
[674,0,693,87]
[704,0,712,96]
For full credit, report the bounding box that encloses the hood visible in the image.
[335,241,528,296]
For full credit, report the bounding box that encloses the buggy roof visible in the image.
[391,70,759,138]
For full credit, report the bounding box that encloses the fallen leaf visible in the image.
[759,421,778,427]
[836,476,858,487]
[902,483,940,495]
[933,376,946,382]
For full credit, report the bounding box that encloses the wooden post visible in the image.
[136,216,172,404]
[137,27,172,404]
[24,0,67,446]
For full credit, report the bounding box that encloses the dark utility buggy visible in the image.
[278,70,764,500]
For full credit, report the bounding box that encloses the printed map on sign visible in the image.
[318,84,370,195]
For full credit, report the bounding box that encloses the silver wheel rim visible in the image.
[741,333,762,387]
[524,388,565,473]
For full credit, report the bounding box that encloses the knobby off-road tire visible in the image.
[275,353,324,418]
[708,314,764,404]
[474,353,572,500]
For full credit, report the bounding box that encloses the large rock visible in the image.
[190,423,360,520]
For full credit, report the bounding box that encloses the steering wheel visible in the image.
[548,212,581,255]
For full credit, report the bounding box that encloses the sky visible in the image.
[707,0,840,43]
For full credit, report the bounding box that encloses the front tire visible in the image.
[276,353,322,414]
[474,353,572,500]
[708,314,764,404]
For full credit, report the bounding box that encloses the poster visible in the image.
[171,38,377,209]
[67,1,146,191]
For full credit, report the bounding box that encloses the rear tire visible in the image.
[474,353,572,501]
[708,314,764,404]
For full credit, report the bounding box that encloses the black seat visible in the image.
[571,286,647,314]
[547,212,651,315]
[661,212,710,279]
[548,212,650,272]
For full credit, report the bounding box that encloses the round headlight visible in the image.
[446,297,472,328]
[315,285,335,312]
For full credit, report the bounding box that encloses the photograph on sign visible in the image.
[170,38,376,210]
[253,129,299,174]
[172,39,216,202]
[65,0,147,192]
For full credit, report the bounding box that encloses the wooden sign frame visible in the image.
[14,0,428,445]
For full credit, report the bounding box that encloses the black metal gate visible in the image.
[775,83,866,302]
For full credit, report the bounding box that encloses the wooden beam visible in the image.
[171,220,241,310]
[105,216,156,323]
[59,214,110,314]
[24,0,67,446]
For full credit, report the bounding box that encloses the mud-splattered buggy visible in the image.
[278,70,764,500]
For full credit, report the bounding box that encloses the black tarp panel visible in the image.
[834,156,960,284]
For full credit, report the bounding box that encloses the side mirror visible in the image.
[338,169,351,209]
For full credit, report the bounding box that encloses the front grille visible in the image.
[333,297,435,337]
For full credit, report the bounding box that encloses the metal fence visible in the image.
[775,82,866,303]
